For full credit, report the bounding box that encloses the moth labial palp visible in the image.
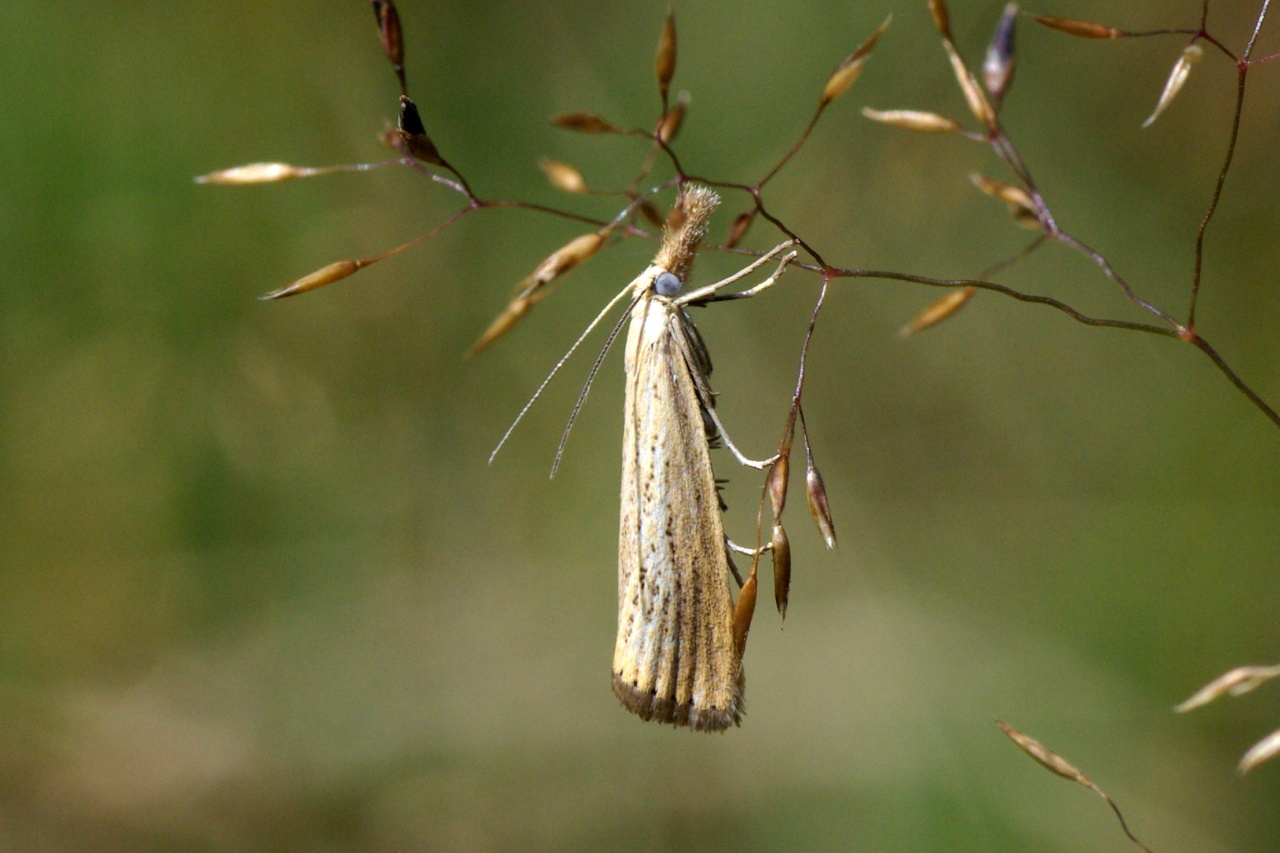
[612,183,797,732]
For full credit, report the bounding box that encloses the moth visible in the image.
[611,185,796,731]
[488,184,795,731]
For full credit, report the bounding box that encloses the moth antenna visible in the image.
[488,284,638,465]
[550,296,638,478]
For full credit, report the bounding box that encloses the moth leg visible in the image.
[727,537,772,588]
[726,537,773,586]
[726,537,773,556]
[704,249,799,303]
[676,241,798,306]
[705,405,777,470]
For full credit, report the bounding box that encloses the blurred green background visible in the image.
[2,0,1278,850]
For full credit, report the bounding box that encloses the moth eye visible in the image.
[654,271,682,297]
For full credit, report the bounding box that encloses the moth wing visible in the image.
[614,297,742,731]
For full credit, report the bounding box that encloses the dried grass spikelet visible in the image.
[468,230,608,356]
[538,159,588,194]
[1143,43,1203,128]
[970,173,1041,229]
[654,9,677,101]
[900,287,976,336]
[1033,16,1124,40]
[983,3,1019,102]
[638,200,665,229]
[371,0,405,93]
[371,1,403,65]
[397,95,443,165]
[997,722,1096,787]
[261,259,362,300]
[943,40,996,127]
[861,108,960,134]
[927,0,952,41]
[468,298,534,358]
[998,721,1155,851]
[766,453,789,518]
[771,522,792,618]
[821,14,892,105]
[665,203,686,236]
[1177,667,1280,772]
[1175,664,1280,712]
[551,112,621,134]
[724,211,754,249]
[194,163,316,185]
[1240,730,1280,774]
[732,561,759,659]
[377,125,401,152]
[523,232,608,294]
[805,458,837,549]
[656,91,689,143]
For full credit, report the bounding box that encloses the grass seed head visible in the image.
[397,96,443,165]
[944,41,996,127]
[928,0,952,41]
[194,162,313,185]
[767,454,789,518]
[657,91,689,143]
[551,112,621,134]
[468,231,607,356]
[1240,730,1280,774]
[538,159,589,194]
[732,561,758,659]
[1033,16,1124,40]
[262,259,361,300]
[655,10,677,101]
[900,287,976,336]
[371,1,405,80]
[821,15,892,106]
[724,211,754,248]
[805,459,837,549]
[983,3,1019,102]
[861,108,960,133]
[970,173,1040,228]
[771,522,792,618]
[1143,43,1203,128]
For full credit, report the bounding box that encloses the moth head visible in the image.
[654,184,720,283]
